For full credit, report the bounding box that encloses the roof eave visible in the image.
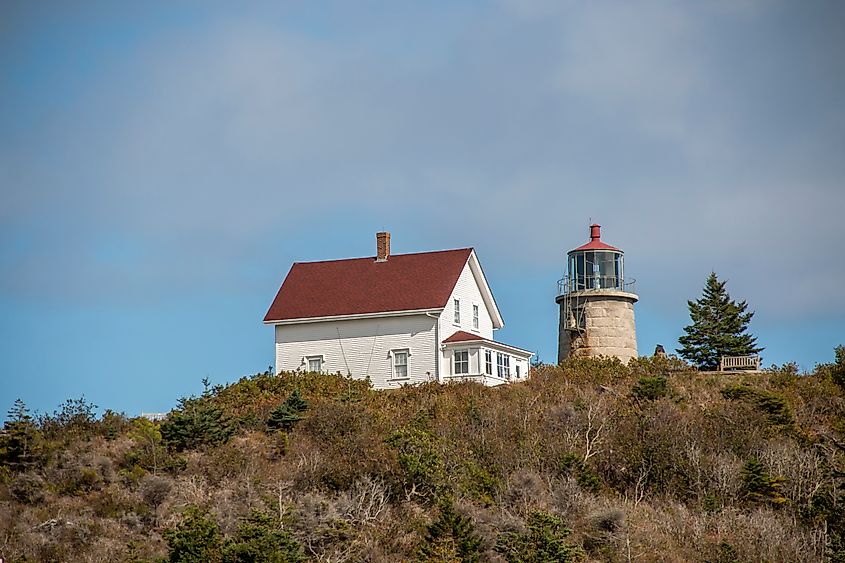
[441,338,534,357]
[264,307,446,325]
[467,250,505,329]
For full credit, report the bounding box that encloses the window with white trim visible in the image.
[454,350,469,374]
[497,353,510,379]
[307,356,323,373]
[453,299,461,324]
[472,304,479,330]
[516,365,521,379]
[392,349,409,379]
[485,350,492,375]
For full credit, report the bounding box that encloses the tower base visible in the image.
[557,291,638,364]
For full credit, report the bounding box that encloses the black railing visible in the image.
[557,275,636,296]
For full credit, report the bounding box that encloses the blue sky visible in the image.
[2,1,844,419]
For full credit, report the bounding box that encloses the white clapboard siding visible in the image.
[440,259,495,342]
[275,314,437,389]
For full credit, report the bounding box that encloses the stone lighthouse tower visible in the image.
[556,224,638,363]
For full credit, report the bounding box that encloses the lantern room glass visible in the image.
[567,250,623,291]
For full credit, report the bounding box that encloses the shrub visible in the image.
[267,389,309,432]
[9,472,45,504]
[386,413,447,503]
[632,375,669,401]
[583,508,624,553]
[418,500,482,562]
[161,397,234,452]
[1,399,43,471]
[38,396,99,442]
[494,511,582,562]
[558,453,601,493]
[819,345,845,391]
[720,385,794,428]
[100,409,131,440]
[140,473,173,516]
[222,510,305,563]
[741,457,787,506]
[163,506,223,563]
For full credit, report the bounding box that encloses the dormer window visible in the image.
[453,299,461,324]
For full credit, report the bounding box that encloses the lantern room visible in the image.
[564,224,630,294]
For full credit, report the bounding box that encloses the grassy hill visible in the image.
[1,352,844,562]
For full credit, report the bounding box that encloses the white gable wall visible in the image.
[439,259,495,342]
[274,314,437,389]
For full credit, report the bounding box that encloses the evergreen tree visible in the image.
[828,345,845,391]
[164,506,223,563]
[495,511,582,562]
[677,272,762,369]
[741,457,787,506]
[222,510,305,563]
[418,500,482,562]
[160,396,233,451]
[0,399,42,471]
[267,389,309,432]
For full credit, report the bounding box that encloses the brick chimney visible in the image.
[376,232,391,262]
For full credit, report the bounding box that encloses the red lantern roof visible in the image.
[569,224,622,253]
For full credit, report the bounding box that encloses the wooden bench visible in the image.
[719,355,761,371]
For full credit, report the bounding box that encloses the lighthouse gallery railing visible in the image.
[557,275,637,297]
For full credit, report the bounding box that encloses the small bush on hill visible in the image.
[721,385,794,428]
[1,399,43,472]
[632,375,669,401]
[418,500,482,562]
[161,396,234,452]
[164,506,223,563]
[386,412,448,503]
[222,510,305,563]
[741,457,787,506]
[267,389,309,432]
[495,511,582,562]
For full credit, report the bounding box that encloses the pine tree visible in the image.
[267,390,309,432]
[160,396,233,452]
[418,501,482,562]
[494,511,582,562]
[163,506,223,563]
[0,399,43,471]
[741,457,787,506]
[222,510,305,563]
[677,272,762,369]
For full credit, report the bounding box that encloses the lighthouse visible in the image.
[556,224,638,363]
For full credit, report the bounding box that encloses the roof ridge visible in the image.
[294,247,473,266]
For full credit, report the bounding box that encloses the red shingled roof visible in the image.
[442,330,534,357]
[442,330,485,343]
[264,248,473,322]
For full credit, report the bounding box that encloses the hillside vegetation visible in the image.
[2,351,845,562]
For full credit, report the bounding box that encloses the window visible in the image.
[453,299,461,324]
[516,365,521,379]
[485,350,492,375]
[472,304,479,330]
[392,350,408,379]
[497,353,510,379]
[454,350,469,374]
[307,356,323,373]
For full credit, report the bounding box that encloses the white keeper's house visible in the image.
[263,232,533,389]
